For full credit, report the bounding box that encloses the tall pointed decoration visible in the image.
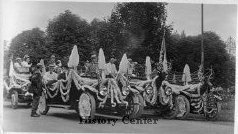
[145,56,152,79]
[159,37,168,72]
[40,59,46,76]
[68,45,79,68]
[163,47,168,72]
[182,64,192,85]
[118,53,129,74]
[159,38,165,64]
[9,60,14,77]
[98,48,106,70]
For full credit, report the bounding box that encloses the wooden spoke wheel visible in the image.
[125,94,144,119]
[11,90,18,109]
[205,102,221,120]
[38,92,49,115]
[78,92,96,119]
[175,95,190,119]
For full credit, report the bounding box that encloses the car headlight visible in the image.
[165,87,172,96]
[122,86,130,96]
[99,86,108,96]
[145,84,153,94]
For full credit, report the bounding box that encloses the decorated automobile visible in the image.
[128,56,173,114]
[3,59,32,109]
[38,46,144,119]
[161,67,222,120]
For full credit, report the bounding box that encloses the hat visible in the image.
[91,54,96,58]
[110,58,116,62]
[16,57,21,61]
[24,55,30,59]
[48,64,55,67]
[36,63,43,69]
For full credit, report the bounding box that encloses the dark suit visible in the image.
[30,69,43,114]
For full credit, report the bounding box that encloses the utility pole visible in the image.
[201,4,204,73]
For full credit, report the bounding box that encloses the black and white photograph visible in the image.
[1,0,237,133]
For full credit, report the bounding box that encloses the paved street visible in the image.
[3,102,234,133]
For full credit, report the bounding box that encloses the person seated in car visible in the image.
[47,54,56,68]
[127,58,137,77]
[21,54,32,73]
[14,57,23,73]
[106,58,117,78]
[43,64,58,86]
[86,54,99,78]
[56,60,62,68]
[57,66,69,80]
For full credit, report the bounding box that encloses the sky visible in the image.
[2,1,237,43]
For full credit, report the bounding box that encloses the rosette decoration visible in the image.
[68,45,79,68]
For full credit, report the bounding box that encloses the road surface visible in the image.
[3,102,234,133]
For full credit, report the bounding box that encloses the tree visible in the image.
[169,31,234,87]
[8,27,48,64]
[46,10,92,64]
[109,2,172,63]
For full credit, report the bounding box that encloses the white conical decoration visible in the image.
[182,64,192,85]
[145,56,152,79]
[68,45,79,68]
[118,53,129,74]
[40,59,46,76]
[98,48,106,70]
[9,60,14,77]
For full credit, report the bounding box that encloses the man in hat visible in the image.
[86,54,99,78]
[14,57,23,73]
[106,58,117,78]
[127,58,137,77]
[30,63,43,117]
[48,54,56,67]
[43,64,58,86]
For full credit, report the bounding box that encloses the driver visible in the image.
[21,55,32,73]
[106,58,117,78]
[86,54,99,78]
[43,64,58,86]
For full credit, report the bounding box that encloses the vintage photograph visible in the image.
[1,0,236,133]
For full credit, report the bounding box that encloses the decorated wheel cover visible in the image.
[78,93,95,119]
[175,95,190,119]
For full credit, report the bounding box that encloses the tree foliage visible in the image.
[169,31,235,87]
[8,27,48,63]
[109,2,172,63]
[5,3,235,88]
[46,10,92,64]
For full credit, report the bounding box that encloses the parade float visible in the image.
[38,46,144,119]
[128,37,222,120]
[3,59,32,109]
[163,67,222,120]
